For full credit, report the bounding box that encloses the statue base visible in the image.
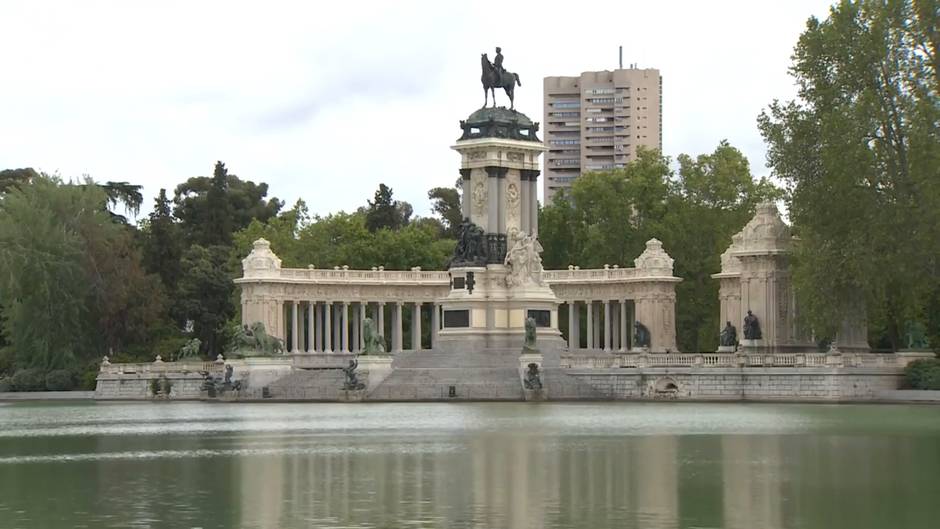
[717,345,737,353]
[340,389,367,402]
[438,264,562,350]
[630,347,650,354]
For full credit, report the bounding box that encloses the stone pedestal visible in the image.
[358,355,393,389]
[441,118,562,351]
[716,345,736,353]
[519,352,545,400]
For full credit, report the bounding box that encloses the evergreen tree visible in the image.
[142,189,183,292]
[366,183,410,232]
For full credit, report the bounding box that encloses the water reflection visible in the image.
[1,402,939,529]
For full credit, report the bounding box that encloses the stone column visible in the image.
[459,168,472,220]
[567,301,577,350]
[394,302,403,353]
[487,169,499,234]
[520,175,531,235]
[377,302,386,350]
[350,303,359,353]
[324,302,333,352]
[586,301,594,350]
[620,300,629,352]
[412,302,422,351]
[611,302,620,351]
[358,303,366,351]
[313,303,322,352]
[306,301,315,353]
[604,300,612,352]
[529,178,538,236]
[291,301,300,353]
[341,302,349,353]
[430,303,440,349]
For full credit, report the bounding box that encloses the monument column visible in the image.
[350,303,359,353]
[394,302,403,353]
[604,301,612,351]
[314,303,322,352]
[412,302,422,351]
[377,302,386,350]
[620,300,629,352]
[341,302,350,352]
[291,301,300,352]
[568,301,577,350]
[586,302,594,350]
[324,301,333,352]
[430,303,440,349]
[358,303,366,351]
[459,168,472,219]
[307,301,315,353]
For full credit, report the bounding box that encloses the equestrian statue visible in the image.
[481,47,521,109]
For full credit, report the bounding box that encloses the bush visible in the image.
[80,369,99,390]
[11,368,45,392]
[903,359,940,390]
[44,369,76,391]
[0,377,11,392]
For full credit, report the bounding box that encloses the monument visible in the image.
[438,56,564,352]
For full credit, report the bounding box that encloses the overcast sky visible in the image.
[0,0,834,221]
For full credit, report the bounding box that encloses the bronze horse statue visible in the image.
[481,53,521,109]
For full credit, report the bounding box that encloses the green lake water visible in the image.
[1,401,939,529]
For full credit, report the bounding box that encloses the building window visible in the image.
[553,101,580,109]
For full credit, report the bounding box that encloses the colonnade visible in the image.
[281,300,441,354]
[561,299,636,352]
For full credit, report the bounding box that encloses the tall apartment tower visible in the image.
[543,67,662,204]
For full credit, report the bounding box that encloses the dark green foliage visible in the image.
[142,189,183,291]
[173,161,283,247]
[365,183,411,232]
[758,0,940,344]
[0,377,11,392]
[44,369,75,391]
[176,245,235,357]
[539,144,779,352]
[428,184,462,237]
[11,368,45,391]
[904,359,940,390]
[0,167,38,194]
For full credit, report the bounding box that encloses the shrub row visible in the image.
[0,368,78,392]
[903,359,940,390]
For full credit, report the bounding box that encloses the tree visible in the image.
[0,168,38,194]
[758,0,940,346]
[173,162,283,247]
[0,176,92,370]
[365,183,410,232]
[141,189,184,293]
[176,245,236,357]
[538,143,779,352]
[428,183,462,238]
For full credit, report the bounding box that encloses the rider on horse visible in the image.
[493,47,505,80]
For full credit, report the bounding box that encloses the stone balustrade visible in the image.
[559,351,932,369]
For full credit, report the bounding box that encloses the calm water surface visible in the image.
[1,401,939,529]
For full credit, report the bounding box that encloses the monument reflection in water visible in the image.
[2,402,939,529]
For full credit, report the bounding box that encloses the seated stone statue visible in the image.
[719,321,738,347]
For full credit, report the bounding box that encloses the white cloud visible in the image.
[0,0,833,220]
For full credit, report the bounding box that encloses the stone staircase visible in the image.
[264,369,348,400]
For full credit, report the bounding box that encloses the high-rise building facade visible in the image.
[542,67,662,204]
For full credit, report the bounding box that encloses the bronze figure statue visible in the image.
[481,47,521,109]
[634,321,651,348]
[523,362,542,390]
[743,310,762,340]
[719,321,738,347]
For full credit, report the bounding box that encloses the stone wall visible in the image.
[563,367,905,401]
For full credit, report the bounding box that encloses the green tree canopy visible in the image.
[365,183,411,232]
[758,0,940,347]
[173,161,283,247]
